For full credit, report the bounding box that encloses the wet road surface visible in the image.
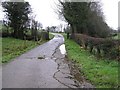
[2,34,93,88]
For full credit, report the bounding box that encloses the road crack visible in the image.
[52,47,79,89]
[53,62,73,89]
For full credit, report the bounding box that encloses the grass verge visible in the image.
[64,35,119,88]
[1,37,45,64]
[49,33,54,39]
[1,32,54,64]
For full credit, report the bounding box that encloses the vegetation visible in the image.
[58,1,119,87]
[31,18,43,41]
[2,1,32,39]
[40,31,49,41]
[1,1,52,64]
[49,33,54,39]
[73,33,120,60]
[58,1,110,38]
[0,24,1,27]
[57,0,119,60]
[0,0,119,88]
[64,35,119,88]
[2,37,38,63]
[112,33,120,39]
[1,1,48,41]
[0,38,2,64]
[1,1,50,64]
[1,32,54,64]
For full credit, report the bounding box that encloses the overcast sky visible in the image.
[0,0,119,29]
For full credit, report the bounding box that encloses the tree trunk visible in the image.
[19,29,24,39]
[13,29,18,38]
[70,24,77,39]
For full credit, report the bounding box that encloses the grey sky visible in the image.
[0,0,119,29]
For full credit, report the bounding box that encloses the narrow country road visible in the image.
[2,34,93,88]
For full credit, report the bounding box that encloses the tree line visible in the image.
[1,1,48,41]
[58,0,110,38]
[57,0,120,60]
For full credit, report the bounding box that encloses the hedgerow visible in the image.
[72,34,120,60]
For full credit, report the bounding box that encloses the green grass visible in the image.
[0,24,2,32]
[49,33,54,39]
[1,37,40,63]
[0,24,2,29]
[1,32,54,64]
[64,35,119,88]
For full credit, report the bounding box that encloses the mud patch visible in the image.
[52,47,79,88]
[65,55,94,88]
[38,55,45,59]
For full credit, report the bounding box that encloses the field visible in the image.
[64,35,119,88]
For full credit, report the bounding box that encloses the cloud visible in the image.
[101,0,119,29]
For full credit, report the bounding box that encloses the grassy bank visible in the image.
[2,37,40,63]
[64,35,119,88]
[49,33,54,39]
[0,38,2,64]
[1,33,55,64]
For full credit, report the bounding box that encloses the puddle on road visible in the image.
[59,44,66,55]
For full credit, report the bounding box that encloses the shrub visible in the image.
[40,31,49,41]
[73,33,120,60]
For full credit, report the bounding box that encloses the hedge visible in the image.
[72,34,120,60]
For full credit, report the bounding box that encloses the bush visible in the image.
[109,47,119,60]
[40,31,49,41]
[73,33,120,60]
